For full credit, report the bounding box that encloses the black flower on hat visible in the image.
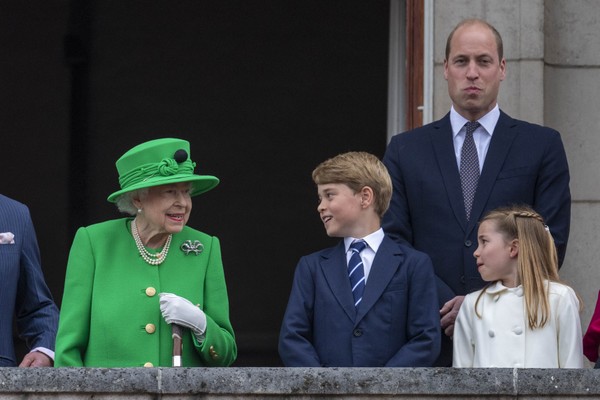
[174,149,188,163]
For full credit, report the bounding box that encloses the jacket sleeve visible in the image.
[384,252,441,367]
[533,129,571,267]
[278,257,321,366]
[15,206,59,352]
[557,287,583,368]
[583,290,600,362]
[382,136,413,247]
[191,236,237,366]
[452,295,475,367]
[54,227,94,366]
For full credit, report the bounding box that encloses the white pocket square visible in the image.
[0,232,15,244]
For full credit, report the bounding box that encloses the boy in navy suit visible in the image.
[279,152,440,367]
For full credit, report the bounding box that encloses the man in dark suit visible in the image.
[0,194,59,367]
[279,152,440,367]
[382,19,571,366]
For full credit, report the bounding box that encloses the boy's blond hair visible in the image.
[312,152,392,219]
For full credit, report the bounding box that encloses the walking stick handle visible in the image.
[172,324,183,367]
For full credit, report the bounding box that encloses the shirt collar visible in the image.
[344,228,384,253]
[485,280,524,296]
[450,104,500,139]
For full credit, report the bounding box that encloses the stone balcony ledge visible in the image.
[0,367,599,399]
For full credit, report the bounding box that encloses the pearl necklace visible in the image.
[131,219,172,266]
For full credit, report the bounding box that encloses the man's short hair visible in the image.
[445,18,504,62]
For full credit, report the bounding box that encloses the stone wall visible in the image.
[0,368,599,399]
[543,0,600,337]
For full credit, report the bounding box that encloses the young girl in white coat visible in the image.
[453,206,583,368]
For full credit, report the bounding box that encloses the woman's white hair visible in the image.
[114,188,149,215]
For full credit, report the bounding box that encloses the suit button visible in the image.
[353,329,362,337]
[464,240,472,247]
[145,323,156,334]
[145,287,157,297]
[144,362,153,367]
[460,275,465,284]
[488,330,495,338]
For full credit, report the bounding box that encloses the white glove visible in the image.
[159,293,207,341]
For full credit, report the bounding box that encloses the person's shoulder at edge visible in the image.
[75,217,130,233]
[0,194,29,214]
[0,193,22,205]
[547,281,579,300]
[298,241,343,261]
[389,114,450,142]
[498,111,562,136]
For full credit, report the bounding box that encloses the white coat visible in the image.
[453,281,583,368]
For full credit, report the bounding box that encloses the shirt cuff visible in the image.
[30,347,55,360]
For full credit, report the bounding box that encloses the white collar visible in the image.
[485,281,524,297]
[344,228,384,254]
[450,104,500,139]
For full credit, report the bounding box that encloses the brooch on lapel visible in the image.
[180,240,204,255]
[0,232,15,244]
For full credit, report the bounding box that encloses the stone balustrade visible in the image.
[0,367,599,399]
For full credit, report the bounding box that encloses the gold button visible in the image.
[144,362,153,367]
[209,345,219,360]
[145,323,156,334]
[145,287,156,297]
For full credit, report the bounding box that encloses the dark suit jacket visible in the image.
[278,235,440,367]
[0,195,59,366]
[382,111,571,364]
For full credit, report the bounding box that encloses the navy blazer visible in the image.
[382,111,570,302]
[382,111,570,365]
[0,195,59,366]
[278,235,440,367]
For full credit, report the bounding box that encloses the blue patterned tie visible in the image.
[460,121,481,221]
[348,240,367,309]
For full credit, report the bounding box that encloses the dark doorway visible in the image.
[7,0,390,366]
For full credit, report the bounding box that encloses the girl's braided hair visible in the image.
[475,205,565,329]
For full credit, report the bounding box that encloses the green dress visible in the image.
[55,218,236,367]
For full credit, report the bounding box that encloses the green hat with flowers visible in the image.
[107,138,219,203]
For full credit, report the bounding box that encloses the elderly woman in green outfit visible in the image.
[55,138,236,367]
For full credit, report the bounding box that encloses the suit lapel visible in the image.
[320,242,357,322]
[431,114,468,231]
[355,237,403,324]
[468,111,519,233]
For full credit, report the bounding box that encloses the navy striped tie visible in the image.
[348,240,367,309]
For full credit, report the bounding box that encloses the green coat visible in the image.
[55,218,236,367]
